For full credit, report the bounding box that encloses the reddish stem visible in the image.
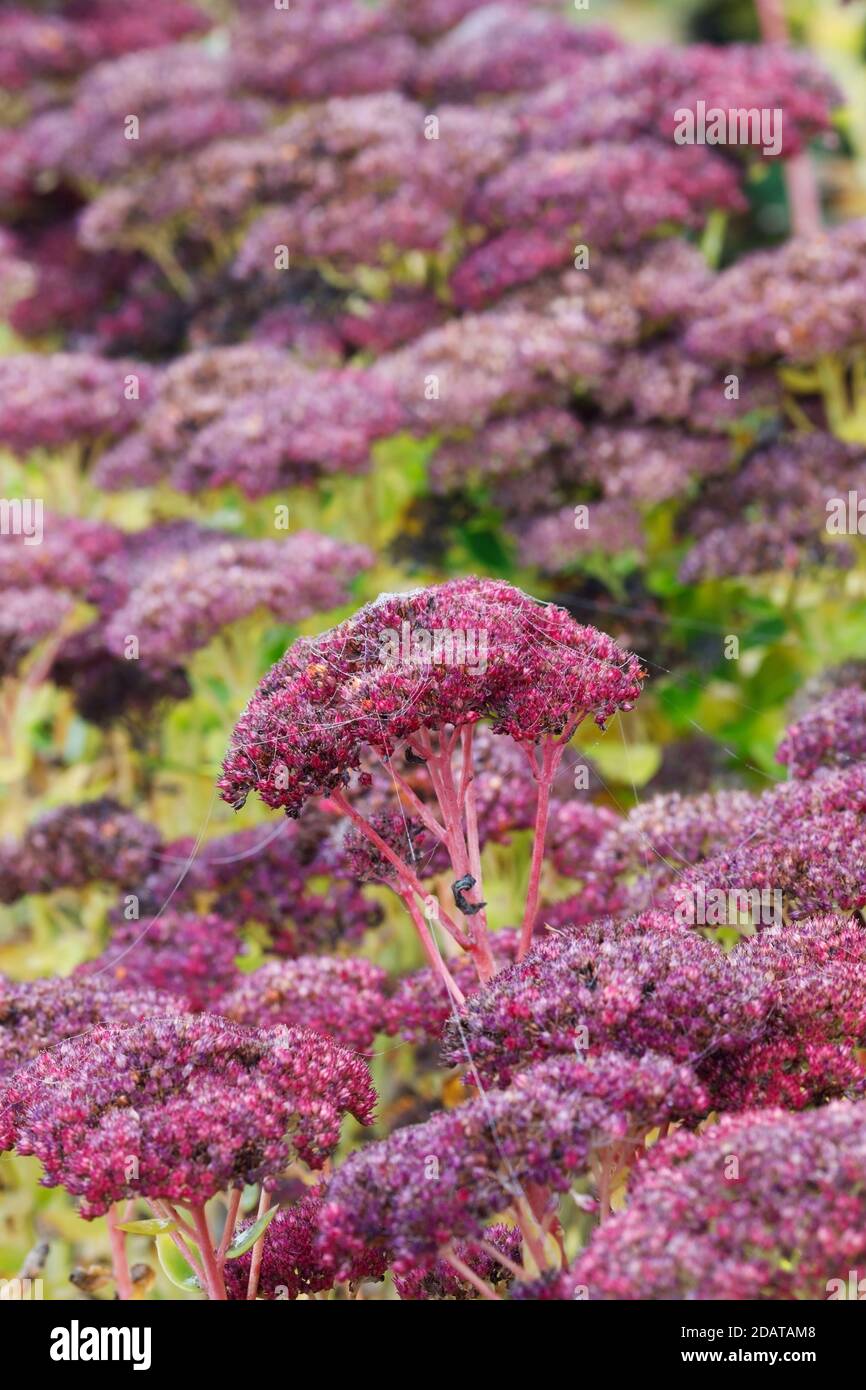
[246,1187,273,1300]
[424,732,495,982]
[149,1200,208,1287]
[458,724,475,803]
[754,0,786,40]
[598,1162,612,1225]
[754,0,822,236]
[473,1237,527,1282]
[107,1203,134,1301]
[512,1194,550,1273]
[330,790,471,948]
[160,1200,199,1243]
[191,1204,227,1301]
[517,739,564,961]
[400,888,466,1006]
[783,155,823,237]
[218,1188,243,1267]
[376,750,447,841]
[442,1248,502,1300]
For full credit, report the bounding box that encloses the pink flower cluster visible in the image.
[1,512,371,721]
[0,798,160,904]
[571,1103,866,1300]
[1,1014,376,1216]
[317,1050,706,1274]
[220,578,643,816]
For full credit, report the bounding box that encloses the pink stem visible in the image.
[171,1232,207,1288]
[376,751,447,841]
[400,888,466,1007]
[149,1200,207,1287]
[754,0,785,41]
[246,1188,273,1301]
[461,736,497,983]
[442,1248,502,1300]
[107,1204,134,1301]
[473,1237,527,1282]
[462,746,485,900]
[598,1162,612,1225]
[424,734,495,982]
[517,740,564,961]
[458,725,475,803]
[218,1188,243,1267]
[159,1200,198,1240]
[512,1196,550,1273]
[754,0,822,236]
[330,790,471,948]
[783,155,822,237]
[191,1204,227,1302]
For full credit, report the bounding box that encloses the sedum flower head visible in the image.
[572,1102,866,1300]
[442,914,773,1087]
[220,955,390,1052]
[223,1186,388,1300]
[0,798,161,905]
[0,353,155,454]
[386,930,519,1045]
[705,914,866,1110]
[317,1050,706,1273]
[0,974,183,1089]
[777,687,866,780]
[0,587,73,678]
[220,578,644,817]
[2,1015,376,1216]
[414,4,620,99]
[394,1223,522,1300]
[140,813,382,955]
[685,222,866,365]
[102,531,371,666]
[78,910,243,1013]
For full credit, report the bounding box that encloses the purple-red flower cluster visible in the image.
[1,1014,376,1216]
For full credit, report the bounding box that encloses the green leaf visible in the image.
[225,1203,278,1259]
[204,675,231,706]
[742,616,787,647]
[118,1218,178,1236]
[589,740,661,788]
[156,1235,201,1291]
[460,524,511,571]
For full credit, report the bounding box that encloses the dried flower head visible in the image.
[0,799,161,905]
[102,531,372,666]
[0,974,183,1090]
[777,687,866,779]
[0,354,155,454]
[223,1186,387,1300]
[393,1223,522,1299]
[78,910,243,1013]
